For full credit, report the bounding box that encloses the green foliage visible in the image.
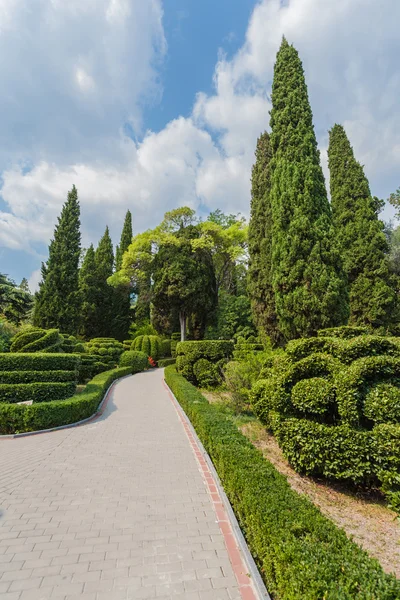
[78,245,98,340]
[10,328,62,353]
[119,350,148,373]
[131,335,162,360]
[205,292,255,341]
[0,367,131,434]
[0,274,33,325]
[318,325,370,339]
[0,317,18,352]
[328,124,397,329]
[159,339,171,358]
[113,210,133,341]
[33,186,81,334]
[129,323,157,339]
[176,340,234,387]
[291,378,335,417]
[0,353,79,372]
[364,384,400,424]
[86,338,124,370]
[223,353,268,413]
[248,131,280,342]
[269,39,348,339]
[164,367,399,599]
[157,358,176,368]
[0,382,77,404]
[94,227,115,338]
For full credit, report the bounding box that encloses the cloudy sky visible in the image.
[0,0,399,291]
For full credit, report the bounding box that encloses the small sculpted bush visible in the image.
[86,338,124,370]
[10,328,62,353]
[119,350,148,373]
[60,334,84,354]
[176,340,234,387]
[131,335,162,360]
[251,332,400,509]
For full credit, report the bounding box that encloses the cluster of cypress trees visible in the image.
[249,38,397,341]
[33,188,133,340]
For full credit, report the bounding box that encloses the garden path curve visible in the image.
[0,368,255,600]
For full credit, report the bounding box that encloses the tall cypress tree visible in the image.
[33,185,81,334]
[95,227,115,337]
[78,245,98,339]
[328,124,397,329]
[248,131,280,343]
[269,38,348,339]
[113,210,133,340]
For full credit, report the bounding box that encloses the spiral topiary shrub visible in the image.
[251,332,400,509]
[176,340,234,387]
[131,335,162,360]
[10,328,62,353]
[119,350,148,373]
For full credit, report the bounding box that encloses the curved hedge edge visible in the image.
[164,366,400,600]
[158,358,176,368]
[0,367,132,438]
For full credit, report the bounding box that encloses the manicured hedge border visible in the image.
[158,358,176,368]
[0,367,131,435]
[0,382,76,404]
[164,366,399,600]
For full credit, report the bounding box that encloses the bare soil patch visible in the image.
[202,389,400,578]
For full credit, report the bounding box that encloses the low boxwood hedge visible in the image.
[0,382,77,404]
[157,358,176,368]
[164,366,399,599]
[0,353,79,372]
[0,370,77,384]
[10,328,62,353]
[0,366,131,434]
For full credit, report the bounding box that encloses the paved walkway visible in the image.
[0,369,249,600]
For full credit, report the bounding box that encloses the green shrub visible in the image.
[0,370,77,384]
[0,367,131,434]
[129,323,157,339]
[10,328,62,353]
[223,353,267,413]
[0,318,18,352]
[0,382,76,404]
[157,358,176,368]
[364,383,400,424]
[123,340,132,352]
[291,378,335,417]
[318,326,370,339]
[159,339,171,358]
[193,358,219,389]
[176,340,233,388]
[86,338,124,370]
[171,333,181,358]
[119,350,148,373]
[131,335,162,360]
[164,367,399,599]
[60,334,83,353]
[0,353,79,372]
[77,354,98,383]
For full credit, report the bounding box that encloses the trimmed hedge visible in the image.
[158,358,176,368]
[131,335,162,360]
[164,367,399,599]
[159,339,171,358]
[10,328,62,353]
[0,353,79,372]
[60,334,85,354]
[0,382,76,404]
[286,335,400,364]
[0,370,77,384]
[0,367,131,434]
[86,338,124,370]
[176,340,234,387]
[119,350,148,373]
[317,326,370,339]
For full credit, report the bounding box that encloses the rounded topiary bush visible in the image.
[159,339,171,358]
[364,383,400,424]
[10,328,62,353]
[193,358,220,389]
[86,338,124,370]
[119,351,148,373]
[131,335,161,360]
[291,377,335,416]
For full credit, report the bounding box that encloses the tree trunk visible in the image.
[179,311,187,342]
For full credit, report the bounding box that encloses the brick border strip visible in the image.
[163,377,271,600]
[0,374,132,439]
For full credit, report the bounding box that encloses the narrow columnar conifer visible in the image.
[328,124,397,329]
[269,38,348,339]
[248,131,280,343]
[113,210,133,340]
[78,244,98,339]
[95,226,115,337]
[33,185,81,334]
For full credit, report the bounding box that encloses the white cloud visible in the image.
[28,269,41,294]
[2,0,400,276]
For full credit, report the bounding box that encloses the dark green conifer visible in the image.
[113,210,133,340]
[78,245,98,339]
[328,124,397,329]
[33,185,81,334]
[95,226,115,337]
[269,38,348,339]
[248,131,280,343]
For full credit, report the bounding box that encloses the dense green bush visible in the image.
[10,328,62,353]
[131,335,162,360]
[291,378,335,417]
[165,367,399,599]
[170,332,181,358]
[0,318,18,352]
[0,366,131,434]
[159,339,171,358]
[119,350,148,373]
[60,334,84,353]
[317,325,370,339]
[0,353,79,371]
[364,383,400,424]
[86,338,124,369]
[223,352,268,413]
[0,370,77,384]
[77,354,98,383]
[0,382,76,404]
[176,340,234,387]
[123,339,132,352]
[157,358,176,368]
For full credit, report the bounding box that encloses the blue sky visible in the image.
[0,0,399,291]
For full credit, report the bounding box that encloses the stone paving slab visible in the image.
[0,369,246,599]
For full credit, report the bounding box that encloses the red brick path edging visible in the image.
[163,379,259,600]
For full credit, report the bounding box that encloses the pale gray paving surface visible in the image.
[0,369,241,600]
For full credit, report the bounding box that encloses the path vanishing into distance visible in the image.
[0,369,260,600]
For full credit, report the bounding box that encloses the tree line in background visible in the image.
[2,37,400,345]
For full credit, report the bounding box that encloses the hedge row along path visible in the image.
[0,369,260,600]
